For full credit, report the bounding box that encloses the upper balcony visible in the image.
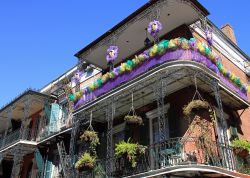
[70,0,249,112]
[0,89,53,154]
[71,37,250,114]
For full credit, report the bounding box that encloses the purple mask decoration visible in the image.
[106,46,118,63]
[205,27,213,46]
[147,20,162,37]
[72,70,83,84]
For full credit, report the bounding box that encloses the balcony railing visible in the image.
[0,128,37,150]
[76,137,236,177]
[37,117,70,141]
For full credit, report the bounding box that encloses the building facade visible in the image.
[0,0,250,177]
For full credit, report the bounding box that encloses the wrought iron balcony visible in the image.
[77,137,237,178]
[36,114,70,142]
[0,128,36,150]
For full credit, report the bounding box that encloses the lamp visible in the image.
[144,28,151,47]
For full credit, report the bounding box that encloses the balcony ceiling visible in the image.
[0,90,52,133]
[76,0,209,69]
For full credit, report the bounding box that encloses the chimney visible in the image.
[221,24,237,44]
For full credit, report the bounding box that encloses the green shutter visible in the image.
[34,149,44,174]
[49,103,60,132]
[230,126,238,140]
[44,100,51,121]
[44,159,52,178]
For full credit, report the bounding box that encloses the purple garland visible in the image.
[205,28,213,46]
[74,49,247,109]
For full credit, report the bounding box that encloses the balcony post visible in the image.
[106,99,114,177]
[212,79,235,170]
[2,107,14,147]
[68,114,82,178]
[212,80,228,144]
[10,146,24,178]
[153,77,169,165]
[20,97,31,140]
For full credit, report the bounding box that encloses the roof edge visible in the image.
[0,89,53,114]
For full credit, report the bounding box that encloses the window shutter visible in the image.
[34,149,44,174]
[230,126,238,140]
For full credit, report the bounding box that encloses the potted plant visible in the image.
[115,138,147,167]
[183,99,210,117]
[231,139,250,158]
[75,152,96,171]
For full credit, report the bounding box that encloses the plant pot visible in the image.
[77,163,94,172]
[124,115,143,125]
[233,148,249,158]
[183,100,210,117]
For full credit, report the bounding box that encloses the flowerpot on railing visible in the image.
[115,138,147,168]
[231,139,250,158]
[233,148,249,158]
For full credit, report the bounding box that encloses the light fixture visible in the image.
[144,28,151,47]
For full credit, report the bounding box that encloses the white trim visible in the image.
[37,128,71,144]
[146,104,170,145]
[71,69,100,88]
[218,83,249,106]
[40,66,78,93]
[146,104,170,119]
[0,140,37,153]
[146,104,170,169]
[126,165,239,178]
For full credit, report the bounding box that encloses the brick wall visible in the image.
[192,31,250,141]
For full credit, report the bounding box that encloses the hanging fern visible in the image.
[115,138,146,167]
[75,152,96,170]
[183,100,210,116]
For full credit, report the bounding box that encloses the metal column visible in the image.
[68,115,82,178]
[106,99,114,177]
[10,147,24,178]
[212,79,235,170]
[20,96,31,140]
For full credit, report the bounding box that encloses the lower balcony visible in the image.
[0,128,36,151]
[77,137,248,178]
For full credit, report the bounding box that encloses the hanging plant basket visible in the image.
[80,130,100,148]
[124,115,143,125]
[183,99,210,117]
[75,152,96,171]
[124,92,143,125]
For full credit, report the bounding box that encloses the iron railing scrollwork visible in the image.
[74,137,236,178]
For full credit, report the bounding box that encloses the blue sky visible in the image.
[0,0,249,107]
